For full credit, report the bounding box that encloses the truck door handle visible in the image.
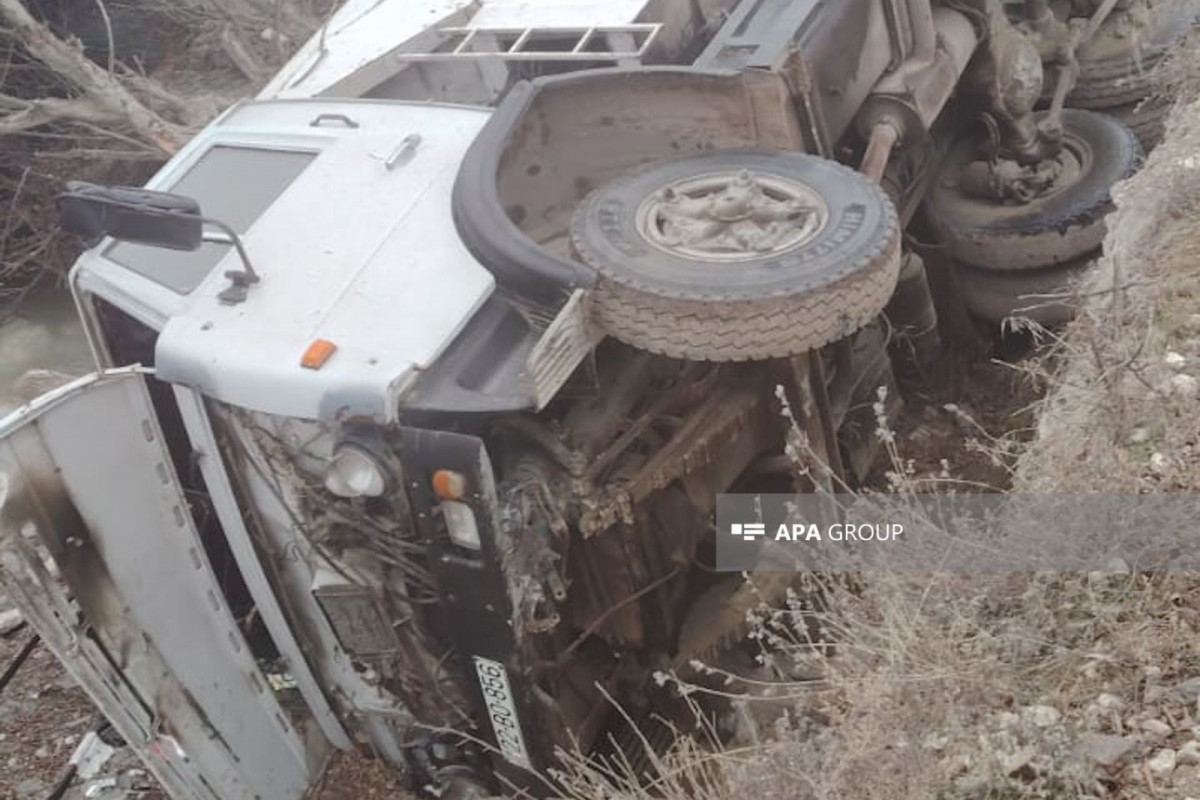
[309,113,360,129]
[385,134,422,170]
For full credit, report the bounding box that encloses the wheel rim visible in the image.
[1026,131,1093,203]
[935,127,1095,214]
[634,169,829,262]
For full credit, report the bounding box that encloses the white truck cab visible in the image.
[75,98,498,423]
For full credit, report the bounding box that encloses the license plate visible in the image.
[472,656,533,771]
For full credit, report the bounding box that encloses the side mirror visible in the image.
[57,181,203,251]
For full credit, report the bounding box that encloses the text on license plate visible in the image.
[472,656,533,771]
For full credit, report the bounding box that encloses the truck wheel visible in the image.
[955,254,1097,328]
[570,151,901,361]
[925,109,1139,272]
[1068,0,1198,110]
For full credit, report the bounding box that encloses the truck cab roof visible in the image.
[73,98,496,423]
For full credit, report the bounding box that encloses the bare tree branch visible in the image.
[220,23,271,83]
[0,93,115,135]
[0,0,184,152]
[117,67,219,127]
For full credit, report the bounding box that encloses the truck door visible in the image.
[0,368,326,800]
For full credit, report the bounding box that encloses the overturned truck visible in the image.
[0,0,1191,797]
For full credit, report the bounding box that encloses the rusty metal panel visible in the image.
[0,370,320,800]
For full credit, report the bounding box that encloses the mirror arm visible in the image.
[201,218,260,305]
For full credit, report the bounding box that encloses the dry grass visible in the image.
[561,570,1200,800]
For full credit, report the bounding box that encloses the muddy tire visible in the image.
[1069,0,1199,110]
[925,109,1139,272]
[955,254,1098,328]
[570,151,901,362]
[1107,97,1171,152]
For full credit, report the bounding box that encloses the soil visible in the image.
[866,342,1048,492]
[0,613,96,800]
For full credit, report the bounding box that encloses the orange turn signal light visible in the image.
[300,339,337,370]
[432,469,468,500]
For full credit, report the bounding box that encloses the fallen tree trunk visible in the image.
[0,0,185,153]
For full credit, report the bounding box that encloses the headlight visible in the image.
[324,444,390,498]
[441,500,482,550]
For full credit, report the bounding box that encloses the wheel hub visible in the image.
[636,169,829,262]
[956,130,1091,205]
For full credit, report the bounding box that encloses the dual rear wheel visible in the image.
[926,109,1141,328]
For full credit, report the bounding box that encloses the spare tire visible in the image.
[924,109,1139,272]
[570,151,901,362]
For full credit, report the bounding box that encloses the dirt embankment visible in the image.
[1018,97,1200,493]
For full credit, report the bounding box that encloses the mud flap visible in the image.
[0,369,325,800]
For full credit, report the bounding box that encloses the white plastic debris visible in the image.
[1148,748,1177,779]
[70,731,117,780]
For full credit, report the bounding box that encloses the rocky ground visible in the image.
[0,594,106,800]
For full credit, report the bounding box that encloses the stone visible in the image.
[1080,733,1139,769]
[1129,426,1152,444]
[945,753,973,777]
[1001,745,1039,778]
[995,711,1021,730]
[1096,693,1125,710]
[1177,677,1200,701]
[1025,705,1062,727]
[1141,719,1174,739]
[1151,452,1171,473]
[922,733,949,752]
[0,608,22,636]
[1106,557,1132,573]
[1178,741,1200,766]
[1166,351,1188,371]
[1148,748,1178,779]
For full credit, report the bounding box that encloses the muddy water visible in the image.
[0,287,95,415]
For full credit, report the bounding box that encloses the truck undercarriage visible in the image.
[1,0,1195,798]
